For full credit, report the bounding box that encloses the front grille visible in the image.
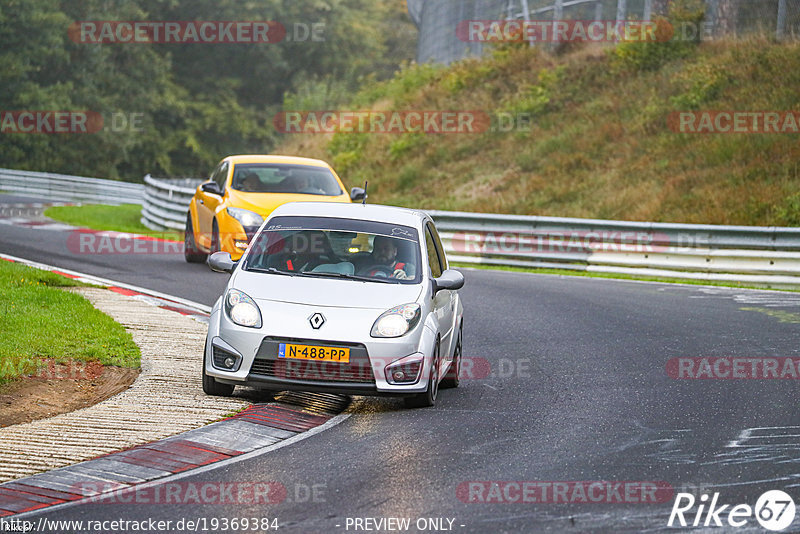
[250,337,375,385]
[250,359,374,383]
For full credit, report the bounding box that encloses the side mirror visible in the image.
[433,269,465,292]
[201,182,223,196]
[350,187,366,202]
[208,251,236,273]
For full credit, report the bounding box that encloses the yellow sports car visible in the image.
[184,155,364,262]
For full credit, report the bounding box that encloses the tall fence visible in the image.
[410,0,800,64]
[3,169,799,289]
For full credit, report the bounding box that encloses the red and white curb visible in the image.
[0,394,349,518]
[0,255,351,517]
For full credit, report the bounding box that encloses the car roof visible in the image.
[224,155,331,168]
[268,202,428,228]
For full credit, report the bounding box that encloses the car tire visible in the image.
[441,322,462,389]
[202,338,235,397]
[209,220,221,255]
[184,213,208,263]
[404,340,440,408]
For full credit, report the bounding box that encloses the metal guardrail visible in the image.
[140,174,800,289]
[4,168,799,290]
[0,168,143,205]
[140,175,202,231]
[428,210,800,289]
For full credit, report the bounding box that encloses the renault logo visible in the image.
[309,313,325,329]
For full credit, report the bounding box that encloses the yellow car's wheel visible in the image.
[210,220,221,255]
[184,213,207,263]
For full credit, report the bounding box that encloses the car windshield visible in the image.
[231,163,343,196]
[243,216,421,284]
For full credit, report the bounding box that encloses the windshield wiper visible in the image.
[245,266,298,276]
[294,271,395,283]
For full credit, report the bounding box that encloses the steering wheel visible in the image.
[361,264,395,278]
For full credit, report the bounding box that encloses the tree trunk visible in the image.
[713,0,740,35]
[652,0,672,16]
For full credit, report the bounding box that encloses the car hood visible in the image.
[230,270,424,310]
[226,189,350,217]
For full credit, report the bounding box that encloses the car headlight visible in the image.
[224,289,262,328]
[371,303,421,338]
[227,208,264,229]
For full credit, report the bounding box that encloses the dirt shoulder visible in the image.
[0,365,139,427]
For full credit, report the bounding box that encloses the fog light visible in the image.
[224,357,236,369]
[385,357,423,385]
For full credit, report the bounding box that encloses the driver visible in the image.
[363,235,415,280]
[239,172,261,192]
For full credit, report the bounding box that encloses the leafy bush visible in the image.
[775,192,800,226]
[612,0,706,72]
[388,134,426,161]
[670,64,728,109]
[502,67,564,115]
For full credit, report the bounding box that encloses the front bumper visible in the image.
[205,302,436,395]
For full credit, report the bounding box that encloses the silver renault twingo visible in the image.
[203,202,464,408]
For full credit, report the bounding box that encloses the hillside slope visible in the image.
[275,37,800,226]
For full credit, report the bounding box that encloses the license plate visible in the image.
[278,343,350,363]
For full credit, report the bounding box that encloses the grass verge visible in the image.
[453,262,800,293]
[0,260,141,384]
[44,204,181,240]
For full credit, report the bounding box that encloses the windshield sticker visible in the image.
[391,227,414,238]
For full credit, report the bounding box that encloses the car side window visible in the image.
[427,222,448,271]
[425,225,443,278]
[212,162,229,191]
[209,163,222,184]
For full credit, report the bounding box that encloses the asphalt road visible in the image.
[3,195,800,533]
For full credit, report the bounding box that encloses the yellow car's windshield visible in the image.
[231,163,343,196]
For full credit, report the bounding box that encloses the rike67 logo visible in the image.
[669,490,796,531]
